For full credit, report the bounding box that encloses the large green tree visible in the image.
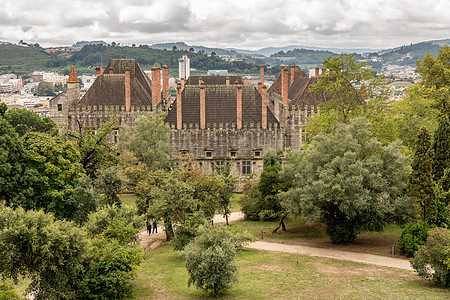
[36,81,55,97]
[279,118,411,244]
[409,128,436,222]
[119,111,172,170]
[0,204,88,300]
[415,45,450,115]
[433,115,450,188]
[4,108,55,136]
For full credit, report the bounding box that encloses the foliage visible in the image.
[36,81,55,96]
[75,238,142,300]
[0,103,7,117]
[411,227,450,287]
[184,224,251,295]
[119,111,172,170]
[433,115,450,190]
[279,118,411,244]
[415,45,450,115]
[262,148,281,167]
[409,128,436,222]
[21,132,85,218]
[4,108,55,136]
[398,222,434,257]
[66,175,100,224]
[214,161,238,225]
[65,120,119,179]
[96,167,123,206]
[0,204,88,300]
[0,283,21,300]
[434,176,450,227]
[0,117,28,205]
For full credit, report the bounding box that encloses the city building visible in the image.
[178,55,190,80]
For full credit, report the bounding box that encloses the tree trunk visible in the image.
[225,214,229,226]
[272,213,288,233]
[164,217,174,241]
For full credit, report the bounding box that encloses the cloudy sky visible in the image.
[1,0,449,50]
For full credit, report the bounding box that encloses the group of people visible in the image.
[146,220,157,235]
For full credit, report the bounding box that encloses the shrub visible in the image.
[398,222,433,257]
[184,224,252,295]
[0,283,21,300]
[411,227,450,287]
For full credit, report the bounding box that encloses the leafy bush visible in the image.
[84,205,142,237]
[75,239,142,299]
[411,227,450,287]
[0,283,21,300]
[184,224,252,295]
[398,222,433,257]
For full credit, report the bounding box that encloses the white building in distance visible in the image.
[178,55,190,80]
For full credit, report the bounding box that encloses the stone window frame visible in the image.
[242,160,251,175]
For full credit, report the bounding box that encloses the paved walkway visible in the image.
[139,212,412,271]
[246,241,413,271]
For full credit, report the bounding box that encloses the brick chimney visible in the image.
[257,81,262,94]
[200,84,206,129]
[226,76,230,85]
[281,67,289,106]
[236,84,242,129]
[181,78,186,90]
[156,67,161,104]
[243,77,248,85]
[176,83,182,129]
[295,66,299,72]
[260,65,264,84]
[322,68,326,76]
[125,68,131,112]
[199,77,203,85]
[151,67,158,106]
[315,67,319,77]
[162,65,169,100]
[261,85,267,129]
[95,67,101,78]
[109,67,114,74]
[290,65,295,84]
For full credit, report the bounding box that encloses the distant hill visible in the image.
[227,45,379,56]
[370,38,450,67]
[0,44,52,74]
[265,48,340,67]
[150,42,241,56]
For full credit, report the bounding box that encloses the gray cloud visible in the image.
[0,0,449,49]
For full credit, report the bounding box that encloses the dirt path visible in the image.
[246,241,413,271]
[138,212,412,271]
[138,212,245,252]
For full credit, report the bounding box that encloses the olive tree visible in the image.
[279,118,411,244]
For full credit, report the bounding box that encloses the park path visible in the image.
[138,212,413,271]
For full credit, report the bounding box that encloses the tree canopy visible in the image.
[279,118,411,244]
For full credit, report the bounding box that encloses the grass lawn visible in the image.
[131,244,448,299]
[119,193,139,208]
[233,218,405,258]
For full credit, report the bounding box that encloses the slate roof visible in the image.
[79,59,153,107]
[165,85,278,127]
[185,76,243,85]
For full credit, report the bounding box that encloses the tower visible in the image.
[178,55,190,80]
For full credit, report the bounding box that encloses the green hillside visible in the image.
[0,45,52,74]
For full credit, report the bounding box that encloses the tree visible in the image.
[0,117,29,205]
[65,120,119,179]
[433,115,450,189]
[415,45,450,115]
[96,167,124,206]
[409,128,436,222]
[4,108,55,136]
[214,162,238,225]
[184,224,251,295]
[21,132,85,218]
[119,111,172,170]
[279,118,411,244]
[0,204,88,300]
[0,102,7,117]
[36,81,55,96]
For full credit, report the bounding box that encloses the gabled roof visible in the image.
[185,76,243,85]
[79,59,153,107]
[165,85,278,127]
[268,68,327,109]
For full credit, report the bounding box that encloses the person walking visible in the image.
[152,220,157,233]
[146,220,151,235]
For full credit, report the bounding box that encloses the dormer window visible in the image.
[206,151,212,158]
[254,151,261,157]
[230,151,236,157]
